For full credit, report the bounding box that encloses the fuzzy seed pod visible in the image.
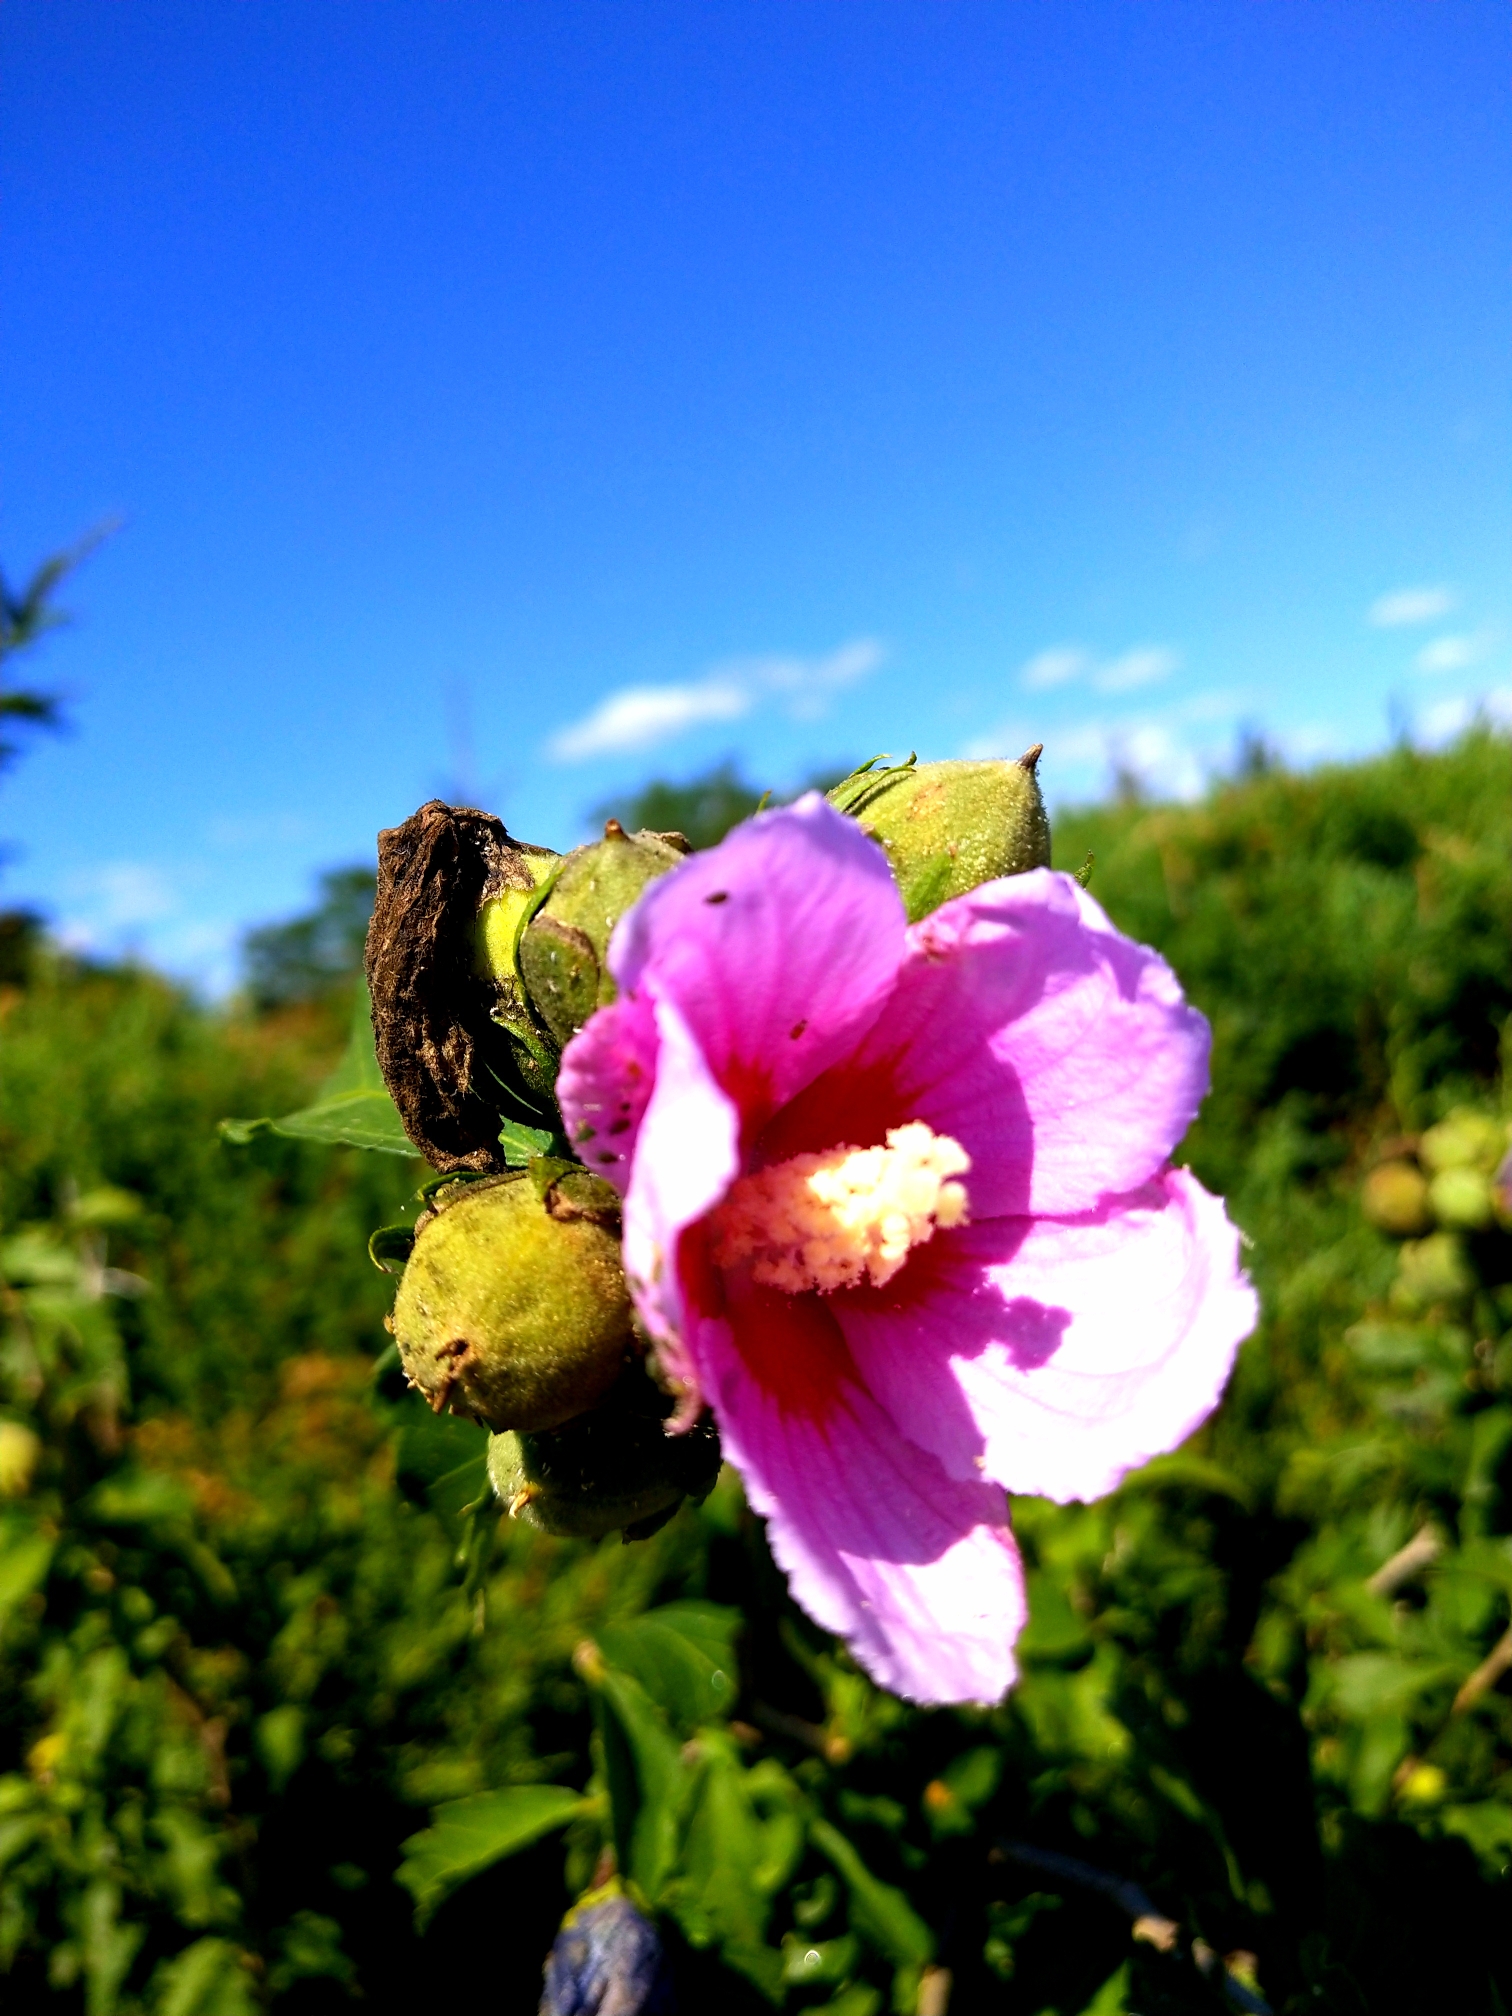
[518,822,690,1047]
[828,751,1051,921]
[392,1171,633,1431]
[1361,1160,1433,1237]
[488,1364,722,1541]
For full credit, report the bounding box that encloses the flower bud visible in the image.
[541,1880,673,2016]
[488,1364,722,1541]
[518,823,689,1048]
[1361,1160,1432,1237]
[391,1170,633,1431]
[828,751,1051,922]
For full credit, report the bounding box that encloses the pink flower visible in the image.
[558,797,1257,1705]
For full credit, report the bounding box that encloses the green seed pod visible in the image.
[518,821,690,1047]
[488,1364,722,1541]
[0,1421,41,1499]
[828,751,1051,922]
[1427,1166,1494,1232]
[391,1170,633,1431]
[1361,1160,1432,1237]
[1420,1109,1509,1177]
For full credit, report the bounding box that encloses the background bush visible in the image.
[0,729,1508,2015]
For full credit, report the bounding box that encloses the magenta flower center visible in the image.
[706,1120,972,1295]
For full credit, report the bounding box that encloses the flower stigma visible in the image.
[707,1121,971,1294]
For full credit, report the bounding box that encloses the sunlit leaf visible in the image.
[220,984,415,1156]
[397,1785,587,1929]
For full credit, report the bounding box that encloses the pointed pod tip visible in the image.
[1016,743,1043,773]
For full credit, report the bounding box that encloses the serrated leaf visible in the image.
[809,1818,933,1970]
[591,1664,692,1904]
[397,1785,586,1929]
[597,1605,740,1731]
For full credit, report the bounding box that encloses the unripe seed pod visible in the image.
[828,751,1051,922]
[519,822,689,1047]
[1361,1160,1432,1237]
[488,1364,722,1541]
[1427,1166,1494,1232]
[392,1171,633,1431]
[1420,1109,1509,1177]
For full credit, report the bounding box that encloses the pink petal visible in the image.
[683,1263,1026,1704]
[836,1167,1256,1504]
[618,997,743,1404]
[605,796,905,1142]
[760,869,1210,1218]
[557,990,661,1190]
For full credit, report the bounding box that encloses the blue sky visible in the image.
[3,2,1508,988]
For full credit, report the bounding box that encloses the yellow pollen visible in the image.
[707,1121,971,1294]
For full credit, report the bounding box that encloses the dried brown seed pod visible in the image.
[366,799,557,1171]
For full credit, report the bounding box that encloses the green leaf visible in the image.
[499,1119,557,1166]
[221,984,415,1156]
[664,1730,785,1997]
[397,1785,586,1929]
[594,1665,691,1903]
[809,1818,933,1970]
[597,1604,740,1731]
[148,1935,260,2016]
[0,1525,53,1626]
[1076,1961,1130,2015]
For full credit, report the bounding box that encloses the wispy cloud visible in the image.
[547,637,883,763]
[547,678,749,762]
[1369,585,1456,628]
[1415,630,1495,676]
[1018,642,1179,696]
[1092,646,1180,695]
[1020,646,1088,692]
[965,687,1246,802]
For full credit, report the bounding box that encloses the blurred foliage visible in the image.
[240,872,375,1016]
[1,528,113,773]
[0,729,1508,2014]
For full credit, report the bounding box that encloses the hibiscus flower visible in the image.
[557,796,1256,1705]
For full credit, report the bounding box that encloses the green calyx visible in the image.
[391,1169,633,1432]
[828,751,1051,922]
[516,822,689,1047]
[488,1363,722,1542]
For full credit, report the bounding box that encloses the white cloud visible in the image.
[1418,685,1512,746]
[547,637,883,763]
[1019,646,1088,692]
[547,679,748,762]
[964,687,1245,801]
[1415,631,1492,675]
[1092,646,1180,695]
[1417,694,1476,745]
[63,861,179,936]
[1369,585,1456,628]
[1018,642,1179,695]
